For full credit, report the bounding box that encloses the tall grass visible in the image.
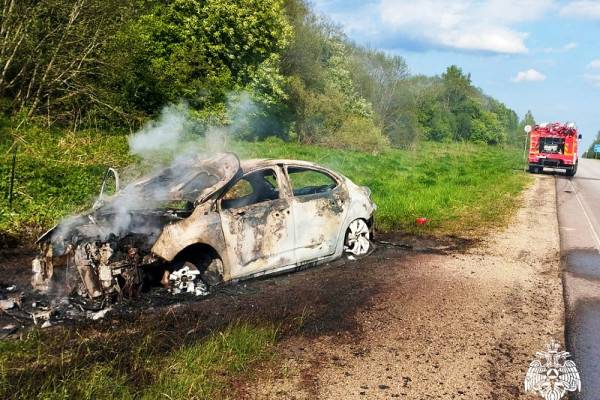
[0,322,277,399]
[0,128,529,240]
[237,138,529,234]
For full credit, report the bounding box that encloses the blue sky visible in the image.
[312,0,600,151]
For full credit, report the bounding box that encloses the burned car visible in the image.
[32,153,376,300]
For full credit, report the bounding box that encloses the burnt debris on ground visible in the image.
[0,234,473,339]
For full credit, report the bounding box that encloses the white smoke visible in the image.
[51,92,266,246]
[227,91,260,137]
[128,103,190,159]
[127,92,264,159]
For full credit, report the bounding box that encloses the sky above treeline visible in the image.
[313,0,600,150]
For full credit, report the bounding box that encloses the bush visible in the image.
[324,115,389,154]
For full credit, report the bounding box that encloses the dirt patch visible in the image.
[0,247,35,288]
[239,174,564,399]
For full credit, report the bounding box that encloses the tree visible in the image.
[280,0,387,150]
[0,0,293,127]
[486,98,519,144]
[471,111,505,144]
[112,0,292,116]
[584,130,600,158]
[347,46,421,147]
[0,0,135,125]
[520,110,536,131]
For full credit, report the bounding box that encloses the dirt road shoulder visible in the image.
[240,174,563,399]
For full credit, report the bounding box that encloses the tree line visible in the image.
[584,131,600,158]
[0,0,532,151]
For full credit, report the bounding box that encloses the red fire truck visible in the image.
[527,122,582,176]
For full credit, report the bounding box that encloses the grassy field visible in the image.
[0,322,277,399]
[0,127,529,399]
[0,127,529,242]
[237,138,529,234]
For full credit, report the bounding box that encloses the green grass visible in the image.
[0,127,531,398]
[0,126,134,241]
[236,138,530,235]
[0,128,529,240]
[0,322,277,399]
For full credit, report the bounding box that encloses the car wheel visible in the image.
[345,219,371,256]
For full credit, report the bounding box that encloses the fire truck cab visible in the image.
[527,122,582,176]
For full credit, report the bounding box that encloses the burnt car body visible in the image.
[32,153,376,299]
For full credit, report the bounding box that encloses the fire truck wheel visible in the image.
[528,165,537,174]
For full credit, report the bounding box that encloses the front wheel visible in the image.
[344,219,371,256]
[567,162,578,177]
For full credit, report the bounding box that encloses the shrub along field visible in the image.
[0,128,529,243]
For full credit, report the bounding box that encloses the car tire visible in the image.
[566,163,578,177]
[169,255,224,288]
[344,219,371,256]
[528,165,537,173]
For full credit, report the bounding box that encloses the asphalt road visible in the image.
[556,158,600,400]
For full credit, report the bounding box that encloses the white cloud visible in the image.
[377,0,554,54]
[587,60,600,69]
[542,42,578,53]
[584,62,600,87]
[560,1,600,19]
[584,74,600,87]
[564,42,578,50]
[512,69,547,82]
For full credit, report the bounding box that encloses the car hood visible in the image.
[122,152,241,204]
[36,152,241,250]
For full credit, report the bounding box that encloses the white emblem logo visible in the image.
[524,339,581,400]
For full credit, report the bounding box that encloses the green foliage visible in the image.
[584,130,600,158]
[0,0,525,151]
[0,125,133,241]
[0,0,292,128]
[280,4,386,151]
[1,126,527,239]
[347,46,421,148]
[415,66,520,145]
[0,322,277,399]
[471,111,505,145]
[0,0,137,124]
[325,114,390,154]
[112,0,292,116]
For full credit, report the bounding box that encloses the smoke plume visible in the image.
[128,103,191,160]
[52,92,266,245]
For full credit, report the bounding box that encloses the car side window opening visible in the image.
[221,169,280,210]
[287,167,337,197]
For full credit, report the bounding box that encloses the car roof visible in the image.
[240,158,333,173]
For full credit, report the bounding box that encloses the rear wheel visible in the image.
[528,165,537,173]
[566,164,577,177]
[344,219,371,256]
